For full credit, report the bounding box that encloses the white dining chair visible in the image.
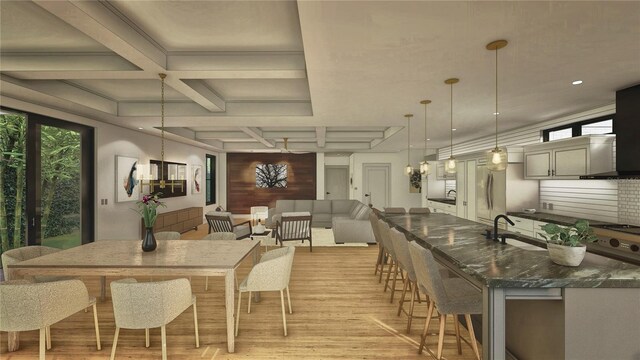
[201,232,237,290]
[109,278,199,360]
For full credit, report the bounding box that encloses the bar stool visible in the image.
[387,228,424,334]
[408,242,481,360]
[377,219,404,302]
[409,207,431,214]
[384,207,406,214]
[369,212,385,277]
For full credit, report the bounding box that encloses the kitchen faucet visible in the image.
[493,214,515,242]
[447,189,457,198]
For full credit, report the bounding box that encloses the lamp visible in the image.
[444,78,459,174]
[486,39,508,171]
[137,73,184,193]
[419,100,431,176]
[404,114,414,176]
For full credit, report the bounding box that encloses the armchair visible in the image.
[205,212,252,239]
[275,212,312,252]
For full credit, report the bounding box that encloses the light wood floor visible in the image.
[1,225,481,359]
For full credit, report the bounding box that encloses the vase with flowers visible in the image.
[134,193,166,252]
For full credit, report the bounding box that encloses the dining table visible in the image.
[6,239,261,354]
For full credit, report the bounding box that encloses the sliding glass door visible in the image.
[0,108,94,256]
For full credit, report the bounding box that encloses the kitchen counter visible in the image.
[383,212,640,360]
[507,211,613,227]
[427,197,456,205]
[383,213,640,288]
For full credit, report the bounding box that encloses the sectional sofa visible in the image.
[267,199,375,244]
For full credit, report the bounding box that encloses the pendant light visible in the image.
[137,73,184,193]
[444,78,459,174]
[419,100,431,175]
[404,114,414,176]
[486,39,508,171]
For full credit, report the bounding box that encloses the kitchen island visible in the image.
[383,212,640,360]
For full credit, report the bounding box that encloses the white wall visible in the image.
[97,126,222,239]
[348,150,424,208]
[2,97,223,240]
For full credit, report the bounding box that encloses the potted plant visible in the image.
[538,219,598,266]
[134,193,166,252]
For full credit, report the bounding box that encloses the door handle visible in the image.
[364,193,370,197]
[552,169,555,176]
[326,192,331,195]
[548,169,551,176]
[32,217,35,227]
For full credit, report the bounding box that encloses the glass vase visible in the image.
[142,227,157,252]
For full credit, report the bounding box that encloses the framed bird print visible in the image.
[115,155,139,202]
[192,164,202,194]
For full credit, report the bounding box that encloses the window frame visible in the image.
[205,154,216,206]
[542,115,615,142]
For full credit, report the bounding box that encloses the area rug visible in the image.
[258,228,369,247]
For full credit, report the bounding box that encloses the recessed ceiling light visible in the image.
[138,127,144,130]
[572,80,583,85]
[427,138,430,141]
[452,128,457,131]
[493,112,500,115]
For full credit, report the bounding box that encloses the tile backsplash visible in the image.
[618,180,640,226]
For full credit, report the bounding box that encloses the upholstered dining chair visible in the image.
[409,207,431,214]
[154,231,181,240]
[201,232,237,290]
[275,212,312,252]
[408,242,481,360]
[377,219,404,302]
[384,207,407,214]
[109,278,199,360]
[1,246,69,282]
[205,212,252,239]
[388,228,423,334]
[0,279,101,360]
[236,246,295,336]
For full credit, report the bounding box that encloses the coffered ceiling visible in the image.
[1,1,639,153]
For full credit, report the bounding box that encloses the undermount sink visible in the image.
[505,238,546,251]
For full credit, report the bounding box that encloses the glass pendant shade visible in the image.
[136,163,158,181]
[420,161,430,175]
[486,147,508,171]
[405,164,413,176]
[445,157,457,174]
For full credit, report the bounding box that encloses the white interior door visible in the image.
[362,163,390,209]
[324,166,349,200]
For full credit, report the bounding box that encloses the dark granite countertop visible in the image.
[383,213,640,288]
[428,198,457,205]
[506,211,614,227]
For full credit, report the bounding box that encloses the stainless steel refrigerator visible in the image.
[476,163,539,227]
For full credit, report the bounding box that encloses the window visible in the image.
[205,154,216,205]
[542,115,614,142]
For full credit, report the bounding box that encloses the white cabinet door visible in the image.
[525,151,551,178]
[466,160,477,222]
[554,147,588,177]
[456,160,466,218]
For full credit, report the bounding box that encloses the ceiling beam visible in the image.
[316,127,326,148]
[1,75,117,115]
[261,130,316,139]
[33,0,224,112]
[195,131,250,140]
[167,52,306,71]
[0,54,139,72]
[327,131,384,139]
[370,126,403,149]
[239,127,275,148]
[181,79,225,111]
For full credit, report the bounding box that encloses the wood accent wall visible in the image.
[227,153,316,214]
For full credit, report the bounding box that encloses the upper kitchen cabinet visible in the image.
[523,135,614,179]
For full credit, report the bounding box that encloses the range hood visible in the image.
[581,84,640,180]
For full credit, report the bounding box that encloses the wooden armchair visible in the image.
[275,212,312,252]
[205,212,252,239]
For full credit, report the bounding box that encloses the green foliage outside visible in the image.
[0,114,81,256]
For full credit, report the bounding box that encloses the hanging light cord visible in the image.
[494,47,499,150]
[407,116,411,165]
[424,103,428,157]
[450,83,453,158]
[160,73,166,182]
